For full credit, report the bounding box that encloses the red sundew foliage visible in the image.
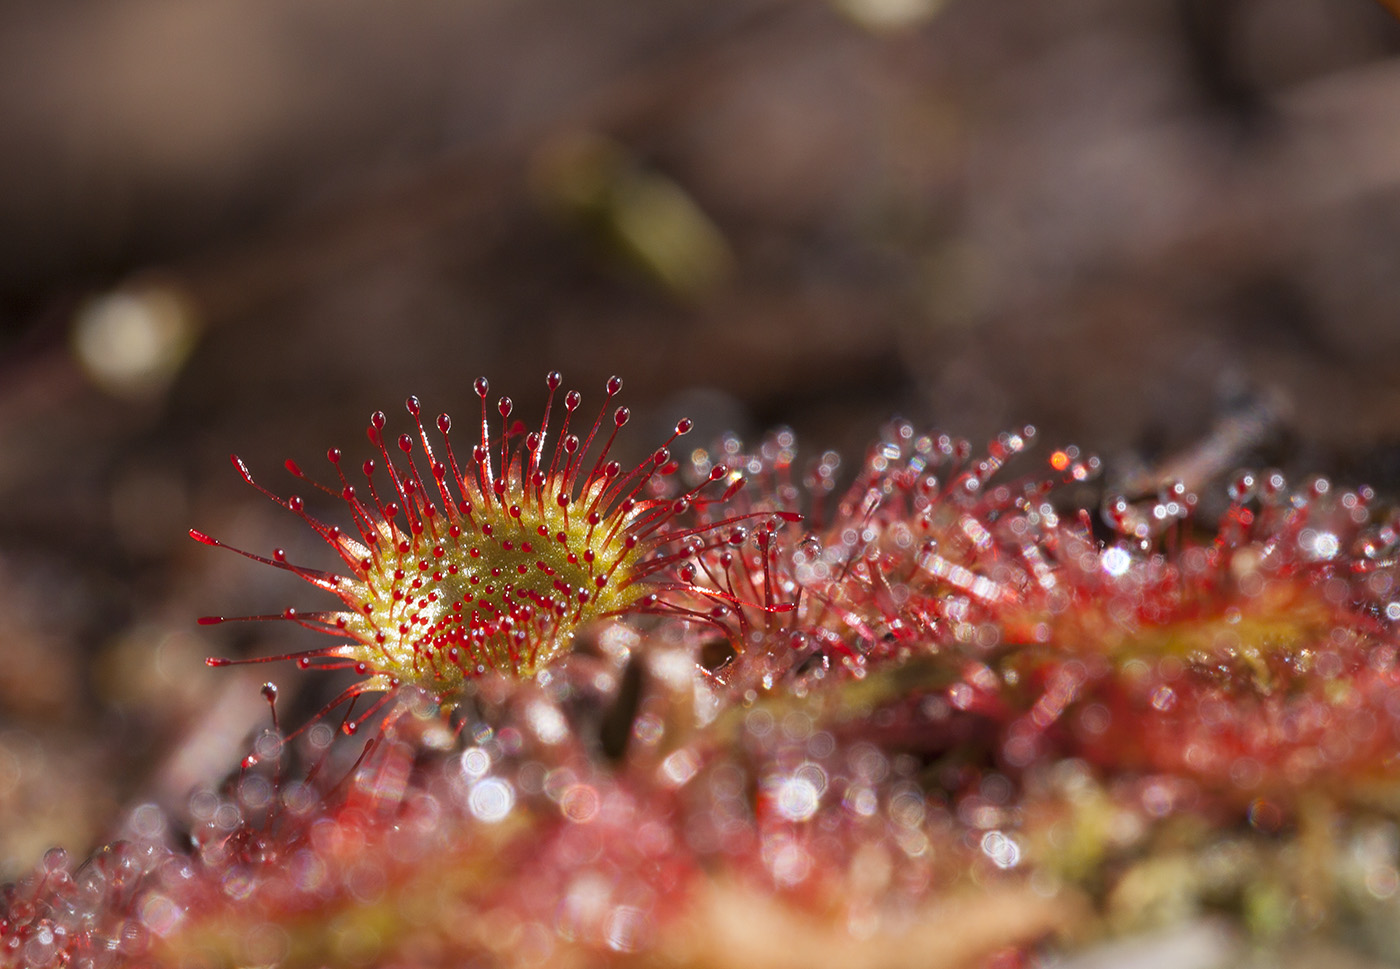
[957,473,1400,809]
[0,668,990,968]
[193,373,790,731]
[685,422,1400,812]
[11,405,1400,968]
[678,421,1090,687]
[0,841,167,969]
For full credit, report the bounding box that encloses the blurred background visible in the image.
[1,0,1399,878]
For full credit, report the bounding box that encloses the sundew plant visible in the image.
[6,371,1400,969]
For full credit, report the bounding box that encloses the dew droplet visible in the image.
[468,778,515,822]
[1101,546,1132,577]
[980,830,1021,869]
[1228,469,1257,503]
